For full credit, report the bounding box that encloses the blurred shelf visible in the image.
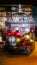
[0,5,32,6]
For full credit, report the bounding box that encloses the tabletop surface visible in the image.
[0,41,37,65]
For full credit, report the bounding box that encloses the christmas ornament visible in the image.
[7,30,15,36]
[30,28,35,33]
[15,30,21,37]
[30,39,34,43]
[8,36,15,43]
[8,37,12,43]
[7,32,11,36]
[21,41,26,46]
[21,36,25,41]
[25,35,30,40]
[11,36,16,43]
[30,33,35,40]
[12,31,15,36]
[7,30,12,36]
[16,37,21,44]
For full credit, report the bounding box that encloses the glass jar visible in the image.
[5,13,35,55]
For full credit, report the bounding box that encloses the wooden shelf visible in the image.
[0,5,32,7]
[12,12,32,14]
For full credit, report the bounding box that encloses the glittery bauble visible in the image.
[16,37,21,44]
[8,37,11,43]
[25,35,30,40]
[21,41,26,46]
[11,37,16,43]
[30,39,34,43]
[21,36,25,41]
[7,30,12,36]
[12,31,15,36]
[7,30,15,36]
[8,36,15,43]
[15,30,21,37]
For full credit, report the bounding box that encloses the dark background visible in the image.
[0,0,37,5]
[32,6,37,27]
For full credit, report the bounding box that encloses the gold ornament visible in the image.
[30,39,34,43]
[16,37,21,44]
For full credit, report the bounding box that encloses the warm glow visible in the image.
[0,37,2,42]
[25,7,32,11]
[30,39,34,42]
[25,35,30,39]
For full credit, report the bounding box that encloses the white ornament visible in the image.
[8,36,15,43]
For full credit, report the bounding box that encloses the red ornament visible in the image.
[7,32,11,36]
[21,41,26,46]
[12,31,15,36]
[7,30,11,36]
[7,30,15,36]
[15,30,21,37]
[30,29,34,33]
[30,28,35,33]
